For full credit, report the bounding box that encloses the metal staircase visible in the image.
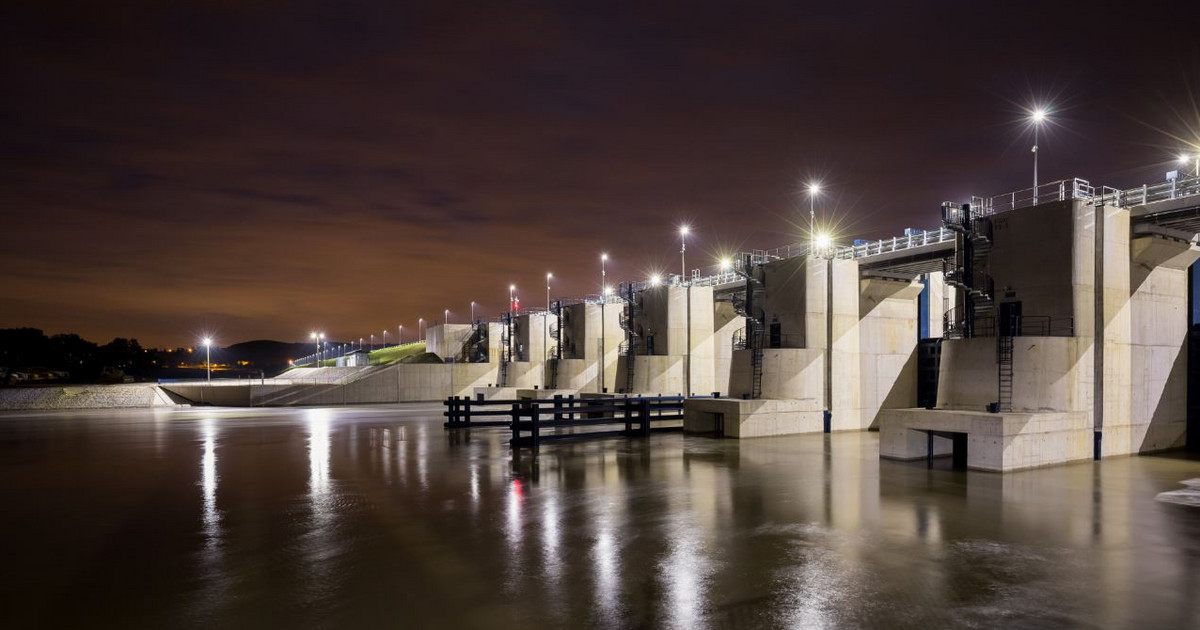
[547,300,563,389]
[457,320,489,363]
[942,202,996,339]
[498,312,512,387]
[617,283,643,393]
[731,253,766,399]
[942,201,1014,412]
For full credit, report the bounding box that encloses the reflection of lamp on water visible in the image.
[202,337,212,381]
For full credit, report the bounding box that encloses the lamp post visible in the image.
[318,332,325,365]
[418,317,424,342]
[310,331,319,366]
[679,225,689,284]
[545,272,553,364]
[470,301,477,324]
[370,333,375,351]
[398,325,403,345]
[807,183,820,255]
[600,253,608,393]
[382,329,388,348]
[679,226,692,396]
[1031,108,1047,204]
[1180,153,1199,177]
[203,337,212,382]
[445,308,450,325]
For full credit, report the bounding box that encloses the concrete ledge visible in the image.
[879,408,1092,472]
[684,398,822,438]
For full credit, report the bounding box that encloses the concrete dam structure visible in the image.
[160,174,1200,471]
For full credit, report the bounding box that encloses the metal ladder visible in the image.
[997,335,1013,412]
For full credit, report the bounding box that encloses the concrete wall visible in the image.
[761,256,808,347]
[857,276,922,429]
[1127,235,1199,452]
[712,300,742,395]
[425,323,473,360]
[989,199,1077,321]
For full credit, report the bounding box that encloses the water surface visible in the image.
[1,405,1198,629]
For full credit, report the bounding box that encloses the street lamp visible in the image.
[202,337,212,382]
[318,332,325,365]
[650,273,661,286]
[370,333,375,351]
[445,308,450,325]
[1180,153,1199,177]
[310,331,319,366]
[679,225,690,284]
[398,325,403,345]
[599,253,608,393]
[419,317,424,341]
[382,328,388,348]
[807,182,820,255]
[1030,108,1048,202]
[470,301,477,323]
[509,284,517,313]
[545,272,553,365]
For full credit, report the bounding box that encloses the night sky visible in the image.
[3,1,1197,347]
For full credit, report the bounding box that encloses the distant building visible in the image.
[337,350,370,367]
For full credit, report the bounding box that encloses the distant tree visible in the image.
[0,328,50,367]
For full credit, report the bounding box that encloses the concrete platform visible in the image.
[878,408,1092,472]
[684,398,822,438]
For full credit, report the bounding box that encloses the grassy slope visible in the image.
[290,341,427,368]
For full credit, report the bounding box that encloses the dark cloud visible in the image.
[1,0,1197,345]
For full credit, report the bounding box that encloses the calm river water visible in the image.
[1,404,1198,629]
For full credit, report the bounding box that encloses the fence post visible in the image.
[447,397,458,426]
[463,396,472,427]
[567,394,575,420]
[624,398,633,435]
[530,401,540,448]
[553,394,563,422]
[640,398,650,436]
[509,402,521,445]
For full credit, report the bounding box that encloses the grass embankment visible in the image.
[367,342,427,365]
[292,341,427,369]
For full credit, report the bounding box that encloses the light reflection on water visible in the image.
[0,405,1198,629]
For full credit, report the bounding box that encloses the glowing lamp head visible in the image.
[1180,154,1193,165]
[1031,109,1047,124]
[649,274,661,286]
[546,272,553,280]
[603,285,613,296]
[679,225,690,236]
[815,233,832,249]
[601,253,608,262]
[509,284,516,292]
[807,182,820,195]
[720,258,732,270]
[310,332,317,340]
[319,333,325,340]
[202,337,212,347]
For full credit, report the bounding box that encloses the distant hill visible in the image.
[224,340,323,369]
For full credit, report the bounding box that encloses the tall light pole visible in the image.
[545,272,553,365]
[1031,108,1047,204]
[445,308,450,325]
[680,225,692,396]
[1180,153,1199,177]
[318,332,325,365]
[370,333,375,351]
[470,301,477,323]
[310,331,319,366]
[807,183,820,255]
[382,328,388,348]
[398,325,403,345]
[600,253,608,393]
[203,337,212,382]
[418,317,424,342]
[679,225,689,283]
